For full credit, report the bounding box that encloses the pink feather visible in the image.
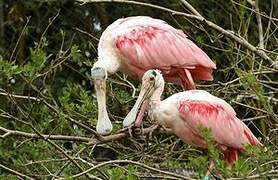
[111,16,216,89]
[173,90,262,163]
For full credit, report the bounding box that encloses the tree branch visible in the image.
[180,0,203,17]
[0,110,94,179]
[247,0,264,49]
[0,163,35,180]
[0,126,91,142]
[57,159,194,180]
[0,125,172,145]
[87,125,172,145]
[0,90,41,102]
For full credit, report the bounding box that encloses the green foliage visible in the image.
[59,82,96,115]
[70,44,82,63]
[161,159,183,169]
[0,0,277,179]
[107,165,138,180]
[236,69,274,134]
[237,70,270,109]
[0,56,22,83]
[59,82,97,126]
[194,125,270,178]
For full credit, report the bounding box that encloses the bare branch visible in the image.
[0,126,91,142]
[73,27,99,42]
[1,108,94,179]
[180,0,203,17]
[0,163,35,180]
[57,159,194,180]
[0,90,41,102]
[0,124,172,147]
[87,125,172,145]
[247,0,264,49]
[232,100,278,117]
[9,16,31,62]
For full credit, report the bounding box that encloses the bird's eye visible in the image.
[150,76,155,81]
[151,71,157,76]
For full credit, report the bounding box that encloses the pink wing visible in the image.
[178,99,261,149]
[113,17,216,89]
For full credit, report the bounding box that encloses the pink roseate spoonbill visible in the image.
[123,69,262,177]
[91,16,216,135]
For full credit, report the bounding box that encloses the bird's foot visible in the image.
[117,124,142,138]
[147,124,160,139]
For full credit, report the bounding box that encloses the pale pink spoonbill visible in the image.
[91,16,216,135]
[123,69,262,176]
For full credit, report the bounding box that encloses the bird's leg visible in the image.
[203,160,215,180]
[184,69,195,89]
[148,124,160,139]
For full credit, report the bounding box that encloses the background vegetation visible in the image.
[0,0,277,179]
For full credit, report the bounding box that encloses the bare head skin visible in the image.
[91,67,113,135]
[123,70,164,127]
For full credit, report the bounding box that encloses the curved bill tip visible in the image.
[123,110,137,128]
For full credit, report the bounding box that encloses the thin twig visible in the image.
[73,27,99,42]
[0,90,41,102]
[0,163,35,180]
[9,16,31,62]
[180,0,203,17]
[247,0,264,49]
[0,126,91,142]
[232,100,277,117]
[37,10,60,49]
[1,107,94,179]
[218,70,277,86]
[87,125,172,145]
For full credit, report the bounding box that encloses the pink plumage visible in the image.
[165,90,261,164]
[124,70,262,165]
[94,16,216,135]
[97,16,216,89]
[176,92,261,160]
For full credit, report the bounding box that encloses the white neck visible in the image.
[93,57,120,75]
[96,31,121,74]
[149,83,164,108]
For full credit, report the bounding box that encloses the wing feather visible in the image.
[113,17,216,79]
[178,98,261,149]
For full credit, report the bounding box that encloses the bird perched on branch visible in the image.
[91,16,216,135]
[123,69,262,178]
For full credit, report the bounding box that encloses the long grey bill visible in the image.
[123,85,151,127]
[94,79,113,135]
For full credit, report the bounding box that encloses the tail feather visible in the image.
[242,122,262,146]
[177,69,196,90]
[190,66,214,81]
